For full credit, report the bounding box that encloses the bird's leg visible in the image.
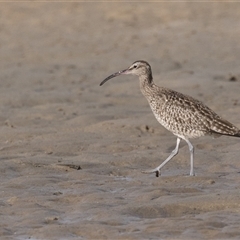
[184,138,195,176]
[142,138,181,177]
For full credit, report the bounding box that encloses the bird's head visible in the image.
[100,60,152,86]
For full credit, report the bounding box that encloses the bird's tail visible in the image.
[210,117,240,138]
[233,131,240,137]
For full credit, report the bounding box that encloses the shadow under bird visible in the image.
[100,60,240,177]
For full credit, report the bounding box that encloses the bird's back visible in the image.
[142,84,240,139]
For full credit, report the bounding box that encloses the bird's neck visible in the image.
[139,72,153,87]
[139,74,154,97]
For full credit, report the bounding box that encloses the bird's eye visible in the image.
[133,65,137,69]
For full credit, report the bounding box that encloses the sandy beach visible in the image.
[0,3,240,239]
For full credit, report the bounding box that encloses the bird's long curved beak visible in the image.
[100,68,128,86]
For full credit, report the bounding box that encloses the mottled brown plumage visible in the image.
[100,60,240,176]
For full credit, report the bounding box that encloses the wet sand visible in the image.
[1,3,240,239]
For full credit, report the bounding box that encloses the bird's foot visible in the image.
[142,168,161,177]
[190,169,195,176]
